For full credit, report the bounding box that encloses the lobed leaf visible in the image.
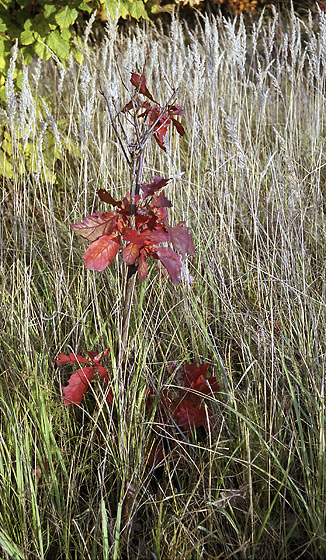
[71,211,118,242]
[168,222,195,259]
[151,192,172,208]
[62,367,96,406]
[140,176,170,198]
[56,353,91,365]
[156,247,182,285]
[83,234,120,271]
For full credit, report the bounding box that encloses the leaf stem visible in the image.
[98,80,131,166]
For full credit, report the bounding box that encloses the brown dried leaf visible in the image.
[215,483,249,508]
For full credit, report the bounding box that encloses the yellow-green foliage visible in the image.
[0,0,173,102]
[0,0,91,100]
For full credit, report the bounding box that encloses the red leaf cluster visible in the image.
[57,351,220,468]
[145,362,220,466]
[123,73,185,151]
[71,177,195,283]
[57,348,113,406]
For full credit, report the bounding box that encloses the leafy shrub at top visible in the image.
[0,0,173,101]
[0,0,92,97]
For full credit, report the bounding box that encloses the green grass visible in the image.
[1,7,326,559]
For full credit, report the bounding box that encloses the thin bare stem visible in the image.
[98,80,131,166]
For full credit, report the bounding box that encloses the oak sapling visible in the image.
[57,70,219,468]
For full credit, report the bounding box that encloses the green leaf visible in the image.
[31,14,51,37]
[78,2,93,12]
[0,55,6,71]
[43,4,57,19]
[46,30,70,60]
[71,46,83,65]
[127,0,148,20]
[20,45,35,64]
[20,29,34,45]
[34,41,51,60]
[55,6,79,29]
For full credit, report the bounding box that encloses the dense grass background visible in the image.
[1,6,326,559]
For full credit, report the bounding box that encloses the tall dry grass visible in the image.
[0,5,325,559]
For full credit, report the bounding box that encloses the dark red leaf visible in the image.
[123,243,140,265]
[151,192,172,208]
[123,228,144,247]
[167,222,195,259]
[56,353,91,366]
[180,363,209,387]
[153,134,166,152]
[130,73,154,101]
[138,250,148,281]
[172,396,207,432]
[155,247,182,285]
[146,228,170,244]
[154,119,170,143]
[71,211,118,242]
[171,118,185,136]
[140,176,170,199]
[83,234,120,271]
[97,189,122,207]
[168,105,183,116]
[62,367,96,406]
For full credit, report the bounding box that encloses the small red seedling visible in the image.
[57,69,219,478]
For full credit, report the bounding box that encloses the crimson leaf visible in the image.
[156,247,182,285]
[140,176,170,198]
[83,234,120,271]
[56,353,91,366]
[71,211,118,242]
[130,73,154,102]
[62,367,96,406]
[167,222,195,259]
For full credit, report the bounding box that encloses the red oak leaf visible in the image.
[151,192,172,208]
[62,366,96,406]
[180,362,209,386]
[150,206,169,225]
[177,362,220,395]
[83,234,120,271]
[123,228,144,247]
[97,189,122,207]
[123,242,140,265]
[165,362,220,432]
[140,176,170,198]
[167,222,195,259]
[155,247,182,285]
[130,73,154,101]
[71,211,119,242]
[171,118,185,136]
[56,353,91,366]
[58,348,113,406]
[146,228,170,244]
[138,250,148,281]
[172,395,207,431]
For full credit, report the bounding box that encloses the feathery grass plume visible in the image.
[1,7,326,558]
